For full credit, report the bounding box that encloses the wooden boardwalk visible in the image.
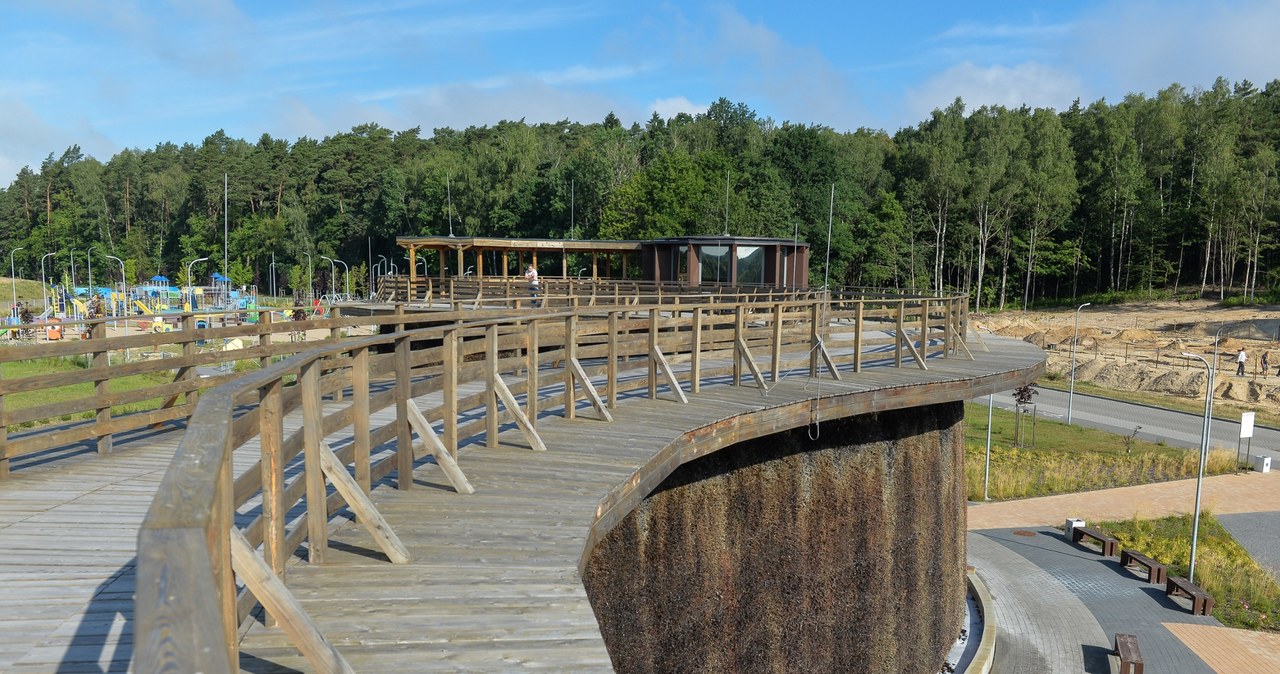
[0,333,1042,672]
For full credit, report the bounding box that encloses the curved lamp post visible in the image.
[9,246,25,313]
[40,252,57,314]
[320,256,337,299]
[301,252,313,303]
[333,259,350,300]
[1067,302,1091,424]
[1181,352,1214,584]
[104,255,126,318]
[186,257,209,310]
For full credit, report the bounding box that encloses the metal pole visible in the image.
[105,255,125,318]
[223,173,229,281]
[40,252,56,314]
[321,256,337,299]
[269,252,276,299]
[1068,302,1090,424]
[1181,352,1213,585]
[186,257,209,310]
[9,246,25,311]
[984,393,994,501]
[334,259,349,299]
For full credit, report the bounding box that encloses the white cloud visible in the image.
[1071,0,1280,96]
[648,96,705,120]
[904,62,1083,120]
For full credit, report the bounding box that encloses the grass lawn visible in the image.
[2,356,177,429]
[0,276,54,305]
[964,402,1235,501]
[1096,513,1280,632]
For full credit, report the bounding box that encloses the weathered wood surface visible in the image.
[233,335,1042,672]
[0,298,1034,672]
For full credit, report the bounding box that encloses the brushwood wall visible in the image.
[581,403,967,673]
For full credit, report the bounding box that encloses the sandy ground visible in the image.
[975,299,1280,408]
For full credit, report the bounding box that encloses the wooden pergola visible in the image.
[396,236,645,289]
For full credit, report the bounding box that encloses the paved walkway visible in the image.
[969,470,1280,673]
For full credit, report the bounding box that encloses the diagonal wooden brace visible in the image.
[229,528,356,674]
[567,358,613,422]
[406,403,479,489]
[650,344,689,404]
[814,339,843,381]
[734,334,769,388]
[317,440,412,563]
[490,373,551,450]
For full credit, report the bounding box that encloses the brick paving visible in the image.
[968,470,1280,673]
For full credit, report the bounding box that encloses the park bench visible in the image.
[1119,549,1167,584]
[1072,525,1118,556]
[1113,633,1144,674]
[1166,575,1214,616]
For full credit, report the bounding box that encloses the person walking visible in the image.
[1263,351,1271,377]
[524,264,540,307]
[1236,347,1248,376]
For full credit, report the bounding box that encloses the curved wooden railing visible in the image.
[132,288,968,672]
[0,284,824,479]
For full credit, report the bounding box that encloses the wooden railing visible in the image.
[128,289,966,671]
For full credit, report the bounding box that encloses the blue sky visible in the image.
[3,1,1279,183]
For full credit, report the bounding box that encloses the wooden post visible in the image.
[214,430,237,664]
[564,314,577,419]
[258,311,274,369]
[92,320,112,454]
[443,327,459,455]
[920,299,930,361]
[526,319,540,428]
[394,334,413,489]
[259,377,286,624]
[353,347,371,495]
[691,307,703,394]
[733,306,744,386]
[895,301,905,368]
[809,302,820,378]
[486,324,499,448]
[607,311,618,409]
[771,303,782,382]
[328,307,344,402]
[853,299,864,373]
[300,361,327,564]
[182,314,199,404]
[648,309,659,399]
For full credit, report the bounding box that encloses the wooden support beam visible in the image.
[300,361,327,564]
[650,344,689,404]
[228,529,355,674]
[564,315,578,419]
[525,319,539,429]
[568,358,613,422]
[734,334,769,389]
[405,402,477,490]
[853,300,864,372]
[489,372,551,450]
[770,304,782,382]
[317,439,412,563]
[486,324,499,448]
[690,307,702,394]
[394,333,413,489]
[815,339,843,380]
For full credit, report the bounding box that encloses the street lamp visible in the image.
[1067,302,1091,424]
[105,255,126,318]
[301,252,313,303]
[269,252,277,299]
[1181,352,1214,585]
[40,252,57,315]
[320,256,337,299]
[186,257,209,310]
[332,258,350,299]
[9,246,25,314]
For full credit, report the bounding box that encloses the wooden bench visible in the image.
[1072,525,1118,556]
[1120,549,1167,584]
[1113,633,1144,674]
[1166,575,1215,615]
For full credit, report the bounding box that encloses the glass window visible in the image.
[671,245,688,282]
[736,246,763,285]
[699,245,730,283]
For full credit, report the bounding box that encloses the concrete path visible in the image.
[969,470,1280,673]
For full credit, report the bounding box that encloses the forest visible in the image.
[1,75,1278,310]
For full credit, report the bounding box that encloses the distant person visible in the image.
[1236,348,1248,376]
[525,264,540,307]
[1263,351,1271,377]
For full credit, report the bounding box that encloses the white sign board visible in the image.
[1241,411,1256,439]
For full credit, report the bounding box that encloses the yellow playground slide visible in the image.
[133,300,153,314]
[71,298,89,314]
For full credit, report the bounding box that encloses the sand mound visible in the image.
[1114,328,1158,342]
[996,318,1041,338]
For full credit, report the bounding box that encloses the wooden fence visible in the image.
[122,289,965,671]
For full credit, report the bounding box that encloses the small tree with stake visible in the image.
[1013,384,1038,447]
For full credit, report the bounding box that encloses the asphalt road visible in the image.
[978,386,1280,466]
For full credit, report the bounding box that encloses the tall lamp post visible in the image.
[1067,302,1091,424]
[40,252,57,315]
[104,255,126,318]
[1181,352,1214,584]
[301,252,313,303]
[332,259,350,299]
[9,246,25,313]
[320,256,337,299]
[186,257,209,310]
